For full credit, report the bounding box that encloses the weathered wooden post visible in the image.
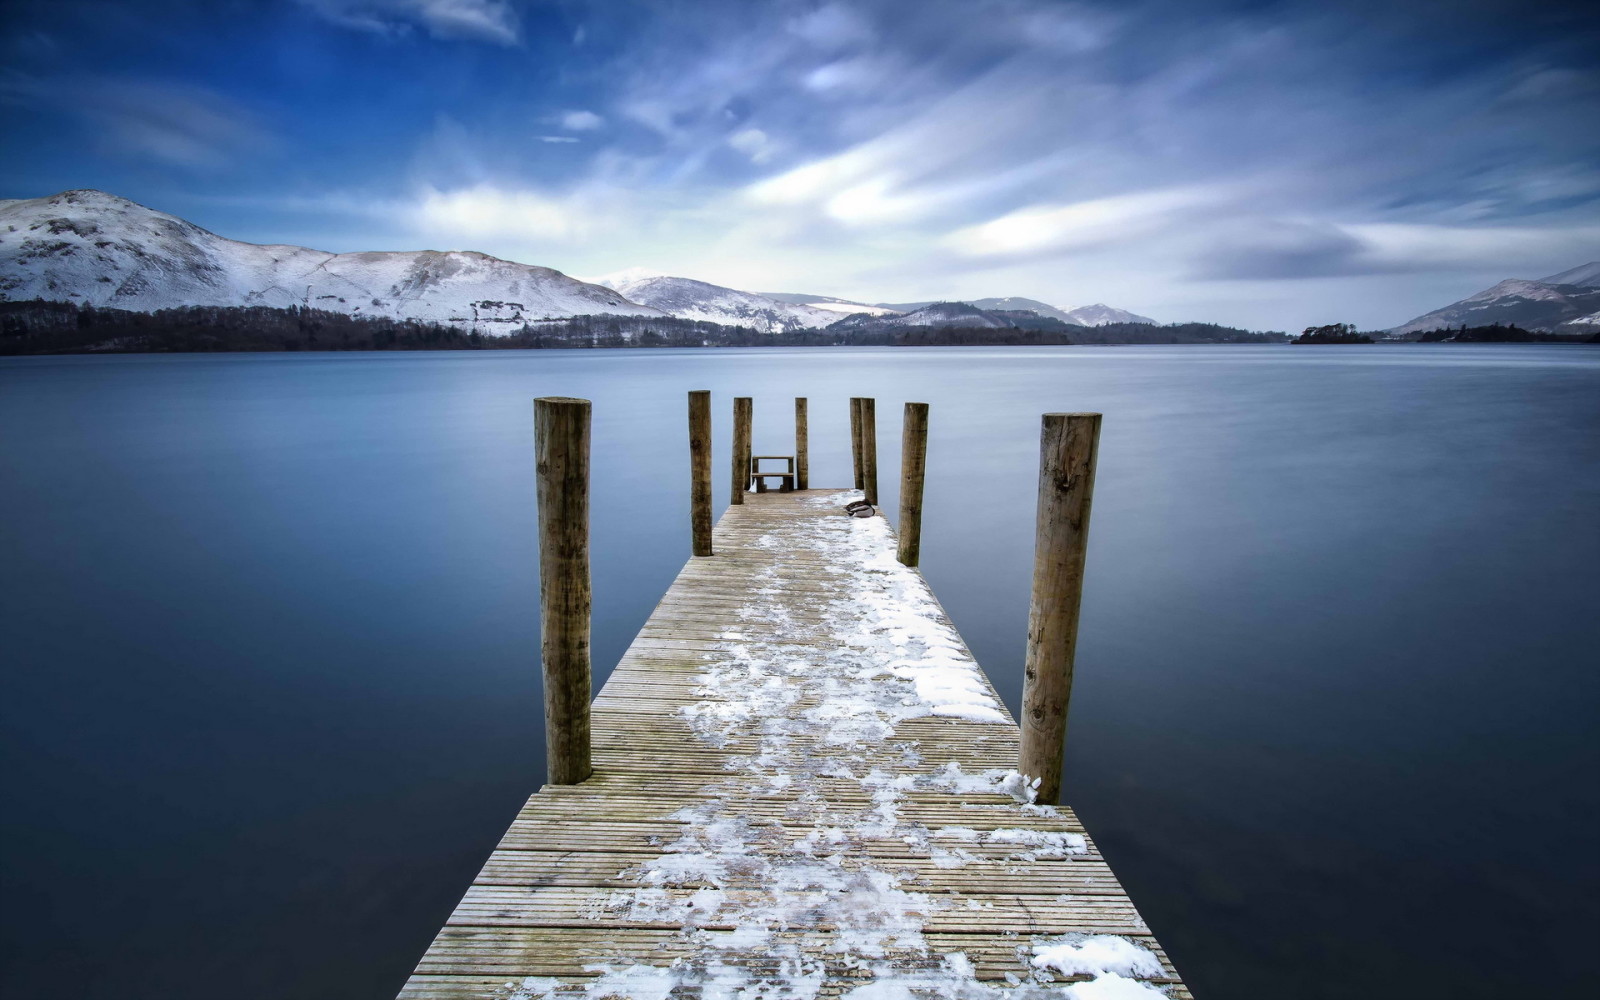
[860,397,879,506]
[689,390,713,556]
[535,396,593,786]
[1020,412,1102,805]
[795,397,809,490]
[897,402,929,566]
[850,397,864,489]
[731,396,752,505]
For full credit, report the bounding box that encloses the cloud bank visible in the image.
[3,0,1597,329]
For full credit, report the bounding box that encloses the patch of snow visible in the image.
[579,964,680,1000]
[503,977,562,1000]
[1063,972,1172,999]
[803,299,900,316]
[490,492,1165,999]
[1032,935,1165,979]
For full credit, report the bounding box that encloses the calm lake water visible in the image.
[2,345,1597,999]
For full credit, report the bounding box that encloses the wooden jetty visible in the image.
[399,396,1186,999]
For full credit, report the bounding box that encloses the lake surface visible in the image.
[2,345,1597,999]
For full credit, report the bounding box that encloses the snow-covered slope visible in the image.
[599,275,844,332]
[1540,262,1600,287]
[1390,263,1600,334]
[828,301,1028,332]
[873,297,1155,326]
[1060,303,1157,326]
[760,292,901,317]
[0,189,662,331]
[961,297,1073,323]
[1556,309,1600,334]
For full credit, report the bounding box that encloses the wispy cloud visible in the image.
[559,109,603,131]
[3,74,273,168]
[941,187,1230,260]
[409,183,598,241]
[728,128,776,164]
[295,0,520,45]
[28,0,1593,330]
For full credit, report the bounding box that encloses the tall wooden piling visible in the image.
[1020,412,1102,805]
[795,397,809,490]
[689,390,713,556]
[534,396,593,786]
[860,397,879,506]
[731,397,753,505]
[850,397,864,490]
[897,402,929,567]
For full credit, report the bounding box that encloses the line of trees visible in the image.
[1,299,1286,355]
[1415,323,1596,343]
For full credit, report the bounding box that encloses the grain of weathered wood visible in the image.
[534,397,592,786]
[688,390,713,557]
[730,396,752,505]
[860,396,879,505]
[399,488,1180,999]
[1020,412,1101,806]
[849,397,864,489]
[795,397,809,490]
[898,401,929,566]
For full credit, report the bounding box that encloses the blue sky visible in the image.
[3,0,1597,329]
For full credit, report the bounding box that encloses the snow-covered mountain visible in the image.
[875,297,1155,326]
[877,296,1080,322]
[0,189,663,331]
[828,301,1049,333]
[1542,262,1600,287]
[760,292,901,317]
[1059,303,1157,326]
[965,297,1078,323]
[596,274,845,332]
[1391,262,1600,335]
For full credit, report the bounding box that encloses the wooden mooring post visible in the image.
[860,396,879,506]
[534,396,593,786]
[897,402,929,567]
[731,396,752,505]
[1020,412,1102,805]
[849,397,864,490]
[688,390,713,557]
[795,397,809,490]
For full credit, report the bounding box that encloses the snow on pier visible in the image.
[398,490,1187,999]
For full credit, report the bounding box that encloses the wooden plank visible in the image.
[399,489,1184,999]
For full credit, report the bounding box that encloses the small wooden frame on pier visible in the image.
[749,454,796,492]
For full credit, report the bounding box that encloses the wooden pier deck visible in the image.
[400,489,1186,999]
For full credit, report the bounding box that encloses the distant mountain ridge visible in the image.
[1059,303,1157,326]
[595,274,842,333]
[1391,262,1600,335]
[827,301,1076,334]
[872,297,1155,326]
[0,190,660,331]
[0,188,1206,338]
[759,292,901,317]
